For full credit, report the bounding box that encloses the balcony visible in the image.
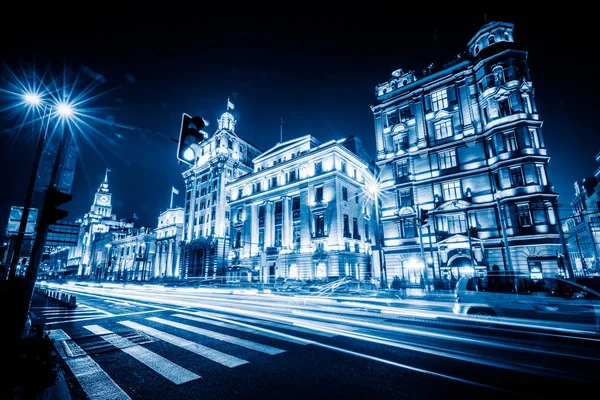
[312,232,328,239]
[266,247,279,255]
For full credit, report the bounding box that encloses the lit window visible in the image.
[517,203,532,227]
[529,128,540,148]
[386,110,399,127]
[435,120,453,140]
[431,89,448,111]
[498,98,512,117]
[536,165,548,185]
[438,150,457,169]
[503,132,517,152]
[397,160,409,177]
[488,35,495,45]
[399,105,413,121]
[437,214,467,234]
[442,181,462,201]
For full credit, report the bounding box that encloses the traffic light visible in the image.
[177,113,207,165]
[419,208,429,226]
[40,188,72,225]
[468,226,478,239]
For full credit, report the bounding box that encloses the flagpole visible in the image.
[170,188,174,209]
[280,118,283,143]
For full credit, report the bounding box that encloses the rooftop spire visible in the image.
[104,167,111,183]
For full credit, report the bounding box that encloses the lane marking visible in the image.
[46,309,164,326]
[118,321,248,368]
[148,317,285,355]
[48,329,131,400]
[83,325,200,385]
[171,314,308,345]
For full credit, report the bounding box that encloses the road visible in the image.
[33,282,600,400]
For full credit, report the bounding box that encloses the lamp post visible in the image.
[8,93,50,280]
[367,181,388,289]
[104,243,112,281]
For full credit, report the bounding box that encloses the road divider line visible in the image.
[83,325,201,385]
[48,329,131,400]
[148,317,285,355]
[118,320,248,368]
[171,314,308,345]
[46,309,165,326]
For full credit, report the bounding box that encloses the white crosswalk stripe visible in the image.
[147,317,286,355]
[83,325,201,385]
[118,320,248,368]
[171,313,309,345]
[35,305,113,325]
[48,329,131,400]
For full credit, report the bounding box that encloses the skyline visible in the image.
[1,9,598,229]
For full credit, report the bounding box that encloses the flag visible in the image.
[172,186,179,195]
[133,213,139,220]
[227,99,235,110]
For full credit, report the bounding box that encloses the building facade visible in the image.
[154,207,184,279]
[105,227,156,281]
[227,135,378,283]
[72,170,134,277]
[371,21,563,286]
[180,110,262,278]
[44,219,80,277]
[564,151,600,275]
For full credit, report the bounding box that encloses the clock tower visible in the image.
[91,168,113,217]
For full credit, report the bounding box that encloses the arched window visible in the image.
[503,31,509,41]
[474,45,480,55]
[488,35,495,45]
[492,66,505,85]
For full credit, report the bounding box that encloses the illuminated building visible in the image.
[44,219,80,277]
[105,227,156,281]
[71,170,134,277]
[227,135,378,283]
[180,110,262,278]
[371,21,562,285]
[564,152,600,275]
[154,207,184,278]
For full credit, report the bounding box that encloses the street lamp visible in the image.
[8,91,51,280]
[367,181,388,289]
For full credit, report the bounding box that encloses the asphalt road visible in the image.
[33,282,600,400]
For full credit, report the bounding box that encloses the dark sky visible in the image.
[1,8,598,229]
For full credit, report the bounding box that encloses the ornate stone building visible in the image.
[180,109,262,278]
[227,135,378,283]
[154,207,184,279]
[71,170,133,277]
[371,21,563,285]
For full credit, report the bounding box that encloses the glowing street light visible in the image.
[23,92,42,106]
[56,102,74,118]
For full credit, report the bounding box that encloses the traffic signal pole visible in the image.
[15,127,72,338]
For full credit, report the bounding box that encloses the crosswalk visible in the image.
[32,304,113,325]
[49,312,310,399]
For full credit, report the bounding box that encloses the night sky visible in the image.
[1,9,598,229]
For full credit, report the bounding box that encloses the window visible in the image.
[474,45,480,55]
[493,66,504,85]
[434,120,453,140]
[399,188,413,208]
[289,169,297,182]
[442,181,462,201]
[275,200,283,224]
[292,225,301,250]
[492,171,501,191]
[488,35,495,45]
[486,137,495,158]
[344,242,351,252]
[498,98,512,117]
[235,230,242,248]
[314,161,322,175]
[438,150,457,169]
[437,214,467,234]
[386,110,399,127]
[517,203,532,227]
[503,31,509,41]
[341,161,347,174]
[536,165,548,185]
[342,187,348,201]
[236,207,243,221]
[343,215,351,238]
[394,136,408,152]
[275,226,282,247]
[238,188,243,199]
[225,211,230,220]
[315,215,325,237]
[255,182,261,193]
[510,167,524,187]
[482,106,489,125]
[271,176,278,188]
[431,89,448,111]
[365,222,370,241]
[400,219,416,238]
[315,186,324,203]
[258,229,265,249]
[292,196,301,219]
[258,205,265,227]
[529,129,540,148]
[399,105,413,121]
[503,132,518,152]
[353,217,360,239]
[227,139,233,149]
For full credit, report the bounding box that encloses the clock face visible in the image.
[98,195,110,205]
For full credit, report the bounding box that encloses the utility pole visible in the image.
[426,224,436,280]
[495,198,513,271]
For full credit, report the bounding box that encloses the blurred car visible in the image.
[453,273,600,328]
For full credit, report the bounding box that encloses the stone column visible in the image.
[167,240,174,277]
[282,196,290,248]
[265,201,273,247]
